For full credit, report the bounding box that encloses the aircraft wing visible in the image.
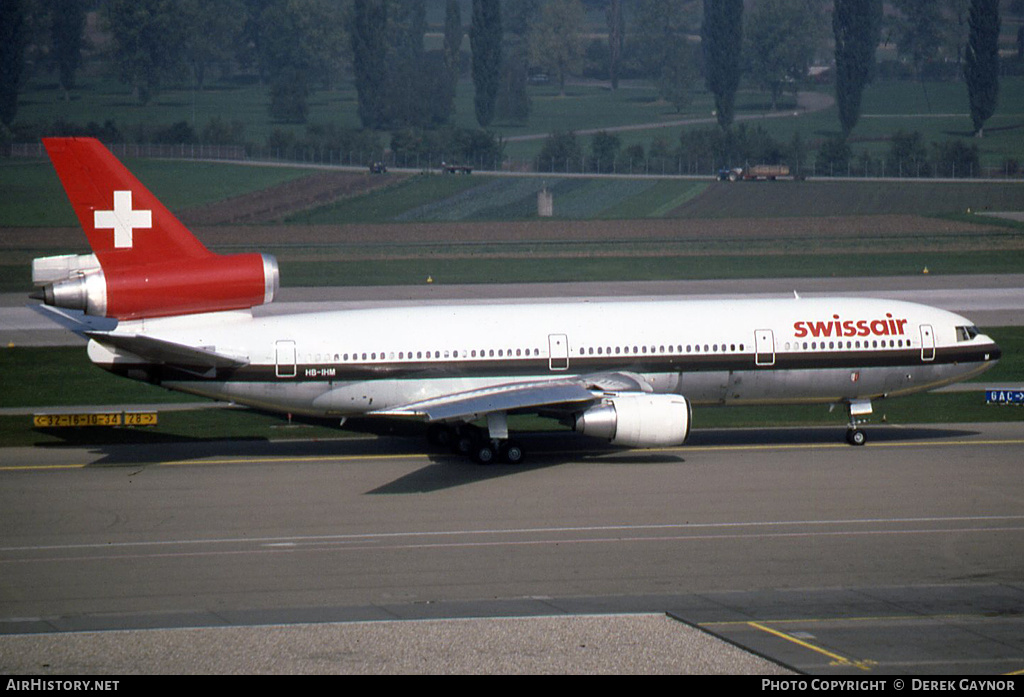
[374,380,596,422]
[373,371,653,423]
[85,332,249,370]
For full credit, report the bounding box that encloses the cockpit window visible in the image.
[956,326,979,342]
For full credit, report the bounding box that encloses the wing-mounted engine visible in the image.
[574,393,692,447]
[32,251,279,320]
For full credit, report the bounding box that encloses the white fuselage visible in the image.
[87,296,1000,422]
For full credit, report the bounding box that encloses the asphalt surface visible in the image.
[1,423,1023,674]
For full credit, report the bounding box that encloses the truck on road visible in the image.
[441,161,473,174]
[718,164,795,181]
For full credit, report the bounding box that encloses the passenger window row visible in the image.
[577,343,745,356]
[301,335,916,365]
[784,339,910,351]
[308,348,544,364]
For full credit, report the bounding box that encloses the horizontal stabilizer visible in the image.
[30,304,117,337]
[86,332,248,369]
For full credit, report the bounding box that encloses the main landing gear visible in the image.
[426,420,526,465]
[466,437,526,465]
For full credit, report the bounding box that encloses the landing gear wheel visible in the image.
[501,441,525,465]
[452,425,484,455]
[473,442,498,465]
[427,424,454,448]
[846,428,867,446]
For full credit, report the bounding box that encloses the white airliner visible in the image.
[32,138,1001,463]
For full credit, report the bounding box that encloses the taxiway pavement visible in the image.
[1,423,1022,673]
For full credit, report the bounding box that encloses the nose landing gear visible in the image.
[845,399,872,446]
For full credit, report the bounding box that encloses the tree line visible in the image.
[0,0,1005,162]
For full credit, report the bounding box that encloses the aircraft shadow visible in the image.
[368,423,986,494]
[55,422,982,477]
[687,424,982,446]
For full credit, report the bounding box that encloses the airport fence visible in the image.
[7,141,1024,180]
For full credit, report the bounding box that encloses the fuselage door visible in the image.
[754,329,775,366]
[920,324,935,362]
[548,333,569,371]
[275,340,297,378]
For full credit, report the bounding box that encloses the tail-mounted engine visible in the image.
[32,252,279,320]
[574,393,692,447]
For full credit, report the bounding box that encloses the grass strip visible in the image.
[271,250,1024,288]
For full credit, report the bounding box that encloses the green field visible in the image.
[0,158,314,227]
[270,251,1024,289]
[12,67,1024,171]
[5,157,1020,229]
[3,157,1022,293]
[286,174,709,224]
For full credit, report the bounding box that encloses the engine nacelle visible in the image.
[34,253,279,320]
[574,393,692,447]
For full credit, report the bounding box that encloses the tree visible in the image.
[257,0,320,124]
[51,0,86,100]
[815,133,852,175]
[888,129,929,176]
[351,0,388,128]
[606,0,623,90]
[833,0,883,137]
[891,0,947,110]
[0,0,27,125]
[535,130,583,172]
[297,0,350,91]
[963,0,1000,137]
[383,0,427,128]
[175,0,245,91]
[590,130,621,172]
[633,0,698,112]
[745,0,825,111]
[702,0,743,129]
[657,41,698,113]
[443,0,462,98]
[104,0,187,104]
[528,0,585,97]
[933,138,980,177]
[891,0,945,73]
[470,0,501,127]
[788,131,807,176]
[496,0,537,122]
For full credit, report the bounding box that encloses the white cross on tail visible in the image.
[94,190,152,248]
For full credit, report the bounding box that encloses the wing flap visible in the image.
[375,381,597,422]
[582,371,654,393]
[374,370,657,423]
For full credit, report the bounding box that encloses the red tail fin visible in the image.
[44,138,210,265]
[37,138,278,320]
